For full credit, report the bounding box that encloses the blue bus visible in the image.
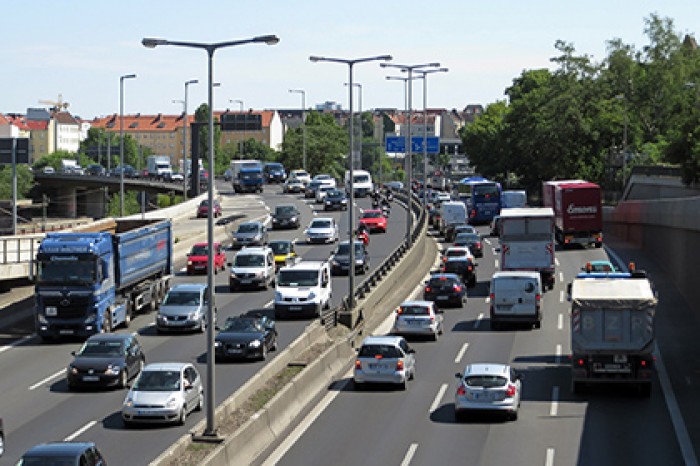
[455,178,502,224]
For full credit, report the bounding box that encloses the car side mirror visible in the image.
[455,372,462,379]
[71,351,76,356]
[566,283,572,301]
[408,348,416,354]
[227,262,232,267]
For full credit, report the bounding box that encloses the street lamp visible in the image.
[381,62,440,245]
[288,89,307,171]
[143,33,279,438]
[182,79,199,200]
[310,54,392,310]
[344,82,362,169]
[229,99,244,158]
[415,68,448,205]
[119,73,136,217]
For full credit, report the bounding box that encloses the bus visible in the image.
[455,178,502,224]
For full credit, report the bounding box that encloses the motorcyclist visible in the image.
[356,224,370,246]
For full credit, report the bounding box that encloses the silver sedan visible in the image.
[454,363,522,421]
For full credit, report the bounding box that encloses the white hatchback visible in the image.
[353,335,416,390]
[391,300,444,340]
[454,363,522,421]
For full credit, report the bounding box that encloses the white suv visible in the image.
[228,247,276,291]
[274,260,332,318]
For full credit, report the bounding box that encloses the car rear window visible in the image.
[399,305,430,316]
[465,375,507,387]
[494,277,538,294]
[358,344,402,358]
[428,277,459,287]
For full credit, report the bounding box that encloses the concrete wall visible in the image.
[604,195,700,312]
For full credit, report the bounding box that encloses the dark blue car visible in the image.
[423,273,467,307]
[17,441,107,465]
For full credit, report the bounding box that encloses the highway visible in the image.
[260,226,687,466]
[0,180,409,464]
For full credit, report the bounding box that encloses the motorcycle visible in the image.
[372,198,380,209]
[356,229,370,246]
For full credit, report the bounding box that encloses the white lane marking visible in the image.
[484,238,491,245]
[474,313,484,329]
[550,386,559,416]
[494,259,499,268]
[29,369,65,391]
[64,420,97,441]
[606,246,699,466]
[555,257,560,266]
[430,384,448,413]
[264,300,274,308]
[559,272,564,283]
[557,314,563,331]
[0,335,32,354]
[559,290,564,303]
[400,443,419,466]
[455,343,470,364]
[545,448,555,466]
[555,344,562,364]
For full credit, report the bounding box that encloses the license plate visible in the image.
[289,306,302,311]
[59,329,74,335]
[240,279,252,284]
[82,375,99,382]
[137,410,154,416]
[368,363,387,370]
[408,320,423,326]
[614,355,628,363]
[605,363,621,370]
[437,295,449,300]
[227,349,243,355]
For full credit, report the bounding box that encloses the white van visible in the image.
[489,271,542,330]
[345,169,373,197]
[439,201,467,241]
[274,260,332,318]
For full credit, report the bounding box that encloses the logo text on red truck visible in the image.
[567,204,598,215]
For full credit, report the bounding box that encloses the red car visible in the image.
[187,242,226,275]
[359,209,387,233]
[196,198,222,218]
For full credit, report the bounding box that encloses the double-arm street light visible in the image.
[415,68,448,204]
[229,99,245,158]
[310,54,392,311]
[288,89,307,171]
[142,34,280,438]
[381,62,440,245]
[344,82,362,169]
[119,73,136,217]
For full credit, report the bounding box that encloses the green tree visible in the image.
[0,165,33,199]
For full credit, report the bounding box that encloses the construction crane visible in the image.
[39,94,70,113]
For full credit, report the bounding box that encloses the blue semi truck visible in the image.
[33,218,173,341]
[231,160,264,193]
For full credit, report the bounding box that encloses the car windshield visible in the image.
[237,224,260,233]
[465,375,507,388]
[336,243,363,255]
[222,318,262,333]
[358,344,402,359]
[277,270,318,287]
[235,254,264,267]
[199,200,211,207]
[133,370,181,391]
[310,220,331,229]
[445,250,467,258]
[399,305,430,316]
[275,206,296,216]
[362,212,382,219]
[190,245,209,255]
[78,340,124,357]
[162,291,201,306]
[269,242,291,254]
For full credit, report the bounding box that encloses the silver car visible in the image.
[353,335,416,390]
[231,221,268,249]
[122,362,203,426]
[305,217,338,244]
[454,363,522,421]
[391,300,444,340]
[156,284,209,333]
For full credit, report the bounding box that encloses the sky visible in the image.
[1,1,697,120]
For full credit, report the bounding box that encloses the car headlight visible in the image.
[124,397,134,408]
[187,312,199,320]
[187,260,193,266]
[275,291,282,301]
[331,260,339,266]
[325,201,332,205]
[290,216,297,222]
[68,365,78,375]
[84,314,96,324]
[105,364,121,375]
[248,339,262,348]
[37,314,48,324]
[165,396,179,409]
[215,341,222,347]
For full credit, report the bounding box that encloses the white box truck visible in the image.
[499,207,555,290]
[439,201,467,242]
[568,268,657,396]
[146,155,172,180]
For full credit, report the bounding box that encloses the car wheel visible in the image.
[398,379,407,391]
[118,370,128,389]
[100,313,112,334]
[454,410,465,423]
[196,391,204,411]
[260,345,267,361]
[353,380,364,391]
[509,410,518,421]
[177,407,187,426]
[271,336,278,351]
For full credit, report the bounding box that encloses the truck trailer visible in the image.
[568,268,657,396]
[542,180,603,247]
[33,218,173,341]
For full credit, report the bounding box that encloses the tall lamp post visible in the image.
[288,89,307,172]
[344,82,362,169]
[381,62,439,245]
[181,79,199,200]
[310,54,392,311]
[119,73,136,217]
[230,99,244,158]
[415,68,448,205]
[142,34,279,438]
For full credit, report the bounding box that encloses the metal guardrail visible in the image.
[0,235,44,265]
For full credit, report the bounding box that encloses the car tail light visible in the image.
[505,384,516,397]
[396,360,404,371]
[396,307,403,315]
[476,242,481,248]
[467,265,473,271]
[576,358,585,367]
[453,284,462,292]
[490,293,494,300]
[442,256,448,263]
[355,360,361,369]
[457,384,466,396]
[536,294,541,303]
[470,210,476,218]
[425,286,432,293]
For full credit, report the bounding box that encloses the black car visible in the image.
[453,232,483,257]
[423,273,467,307]
[305,180,323,198]
[323,189,348,211]
[441,256,478,287]
[428,208,441,230]
[17,441,107,465]
[66,333,145,390]
[109,164,138,178]
[214,314,278,361]
[330,240,369,275]
[271,204,301,229]
[86,164,106,176]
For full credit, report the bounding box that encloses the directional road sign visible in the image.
[385,136,439,154]
[0,138,29,164]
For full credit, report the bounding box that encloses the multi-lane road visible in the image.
[0,181,408,464]
[257,227,690,466]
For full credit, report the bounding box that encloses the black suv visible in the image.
[441,256,478,287]
[323,189,348,211]
[271,204,301,229]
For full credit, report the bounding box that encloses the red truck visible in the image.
[542,180,603,248]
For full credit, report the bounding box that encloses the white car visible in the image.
[441,246,474,264]
[391,300,444,340]
[305,217,339,244]
[274,260,332,318]
[454,363,522,421]
[353,335,416,390]
[289,169,311,186]
[315,185,335,203]
[228,247,276,291]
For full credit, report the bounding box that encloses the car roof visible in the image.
[22,442,96,456]
[142,362,191,372]
[400,300,434,307]
[464,363,510,376]
[444,246,470,253]
[281,260,326,271]
[360,335,405,347]
[236,247,271,255]
[85,333,135,343]
[492,271,541,279]
[169,283,207,292]
[362,209,382,214]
